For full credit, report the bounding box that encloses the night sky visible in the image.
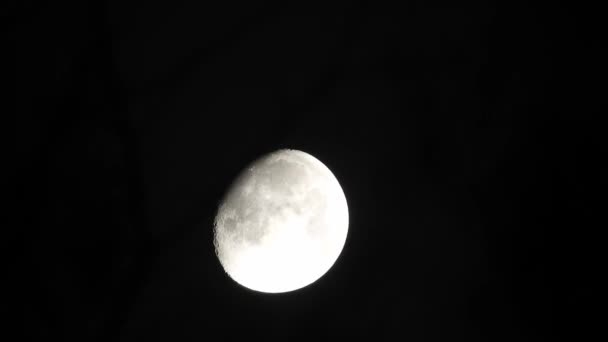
[6,1,602,341]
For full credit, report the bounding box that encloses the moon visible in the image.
[213,149,349,293]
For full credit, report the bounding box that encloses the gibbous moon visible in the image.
[213,149,349,293]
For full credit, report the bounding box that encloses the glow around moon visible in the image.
[213,149,349,293]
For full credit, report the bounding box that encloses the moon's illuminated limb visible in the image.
[213,149,349,293]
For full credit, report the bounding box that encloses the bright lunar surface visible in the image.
[213,149,349,293]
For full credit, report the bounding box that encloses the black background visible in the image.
[5,1,602,341]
